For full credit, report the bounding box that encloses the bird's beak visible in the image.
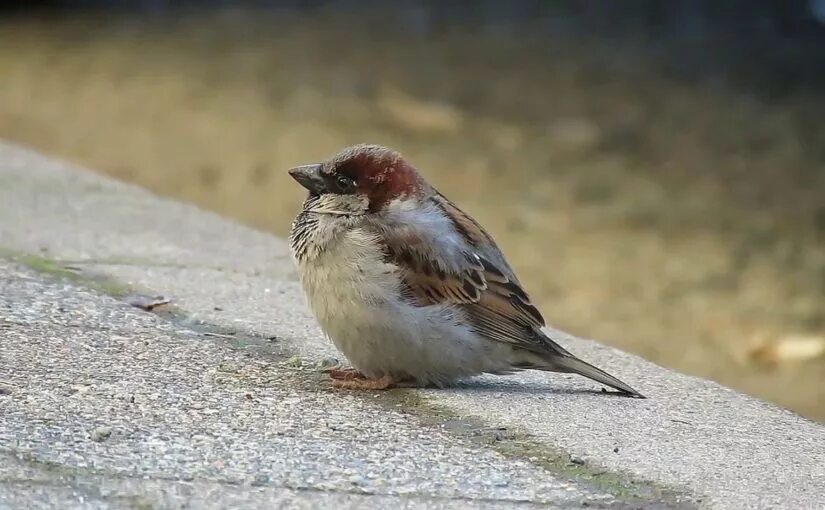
[288,164,325,195]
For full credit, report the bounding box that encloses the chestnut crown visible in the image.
[288,144,422,211]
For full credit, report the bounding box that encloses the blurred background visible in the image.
[2,0,825,420]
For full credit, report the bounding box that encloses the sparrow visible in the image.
[288,144,643,397]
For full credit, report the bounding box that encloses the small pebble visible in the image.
[348,474,366,485]
[90,426,112,442]
[285,356,304,368]
[316,357,340,370]
[613,447,619,453]
[251,474,269,486]
[218,362,240,373]
[0,382,15,395]
[123,294,171,311]
[570,455,585,465]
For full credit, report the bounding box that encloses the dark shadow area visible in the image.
[3,0,825,98]
[451,377,635,398]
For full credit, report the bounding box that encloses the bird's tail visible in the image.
[537,354,645,398]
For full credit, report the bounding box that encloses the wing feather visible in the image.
[380,193,565,355]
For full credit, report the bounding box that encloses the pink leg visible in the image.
[329,374,421,390]
[331,374,396,390]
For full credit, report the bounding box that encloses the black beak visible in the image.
[288,164,325,195]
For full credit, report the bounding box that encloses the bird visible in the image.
[288,143,643,397]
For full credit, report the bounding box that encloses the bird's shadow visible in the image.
[433,377,637,398]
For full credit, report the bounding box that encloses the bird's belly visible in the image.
[316,297,492,384]
[297,236,398,336]
[297,244,506,383]
[297,235,404,361]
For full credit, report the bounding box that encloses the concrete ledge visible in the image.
[1,141,823,509]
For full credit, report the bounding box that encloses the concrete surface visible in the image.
[0,261,617,509]
[1,140,824,509]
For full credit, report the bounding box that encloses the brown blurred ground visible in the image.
[2,8,825,419]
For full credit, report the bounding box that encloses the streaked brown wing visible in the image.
[382,194,564,355]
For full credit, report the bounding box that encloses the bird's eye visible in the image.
[335,174,355,192]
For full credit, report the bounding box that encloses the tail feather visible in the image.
[538,354,645,398]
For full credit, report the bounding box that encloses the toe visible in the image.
[331,374,395,390]
[324,368,365,381]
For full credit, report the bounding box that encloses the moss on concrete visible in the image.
[376,390,695,508]
[14,254,133,298]
[9,252,287,359]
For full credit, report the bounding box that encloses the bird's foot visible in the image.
[323,367,420,389]
[329,373,420,390]
[331,374,396,390]
[323,367,365,381]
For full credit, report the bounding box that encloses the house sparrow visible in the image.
[288,144,643,397]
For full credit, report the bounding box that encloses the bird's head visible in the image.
[288,144,425,215]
